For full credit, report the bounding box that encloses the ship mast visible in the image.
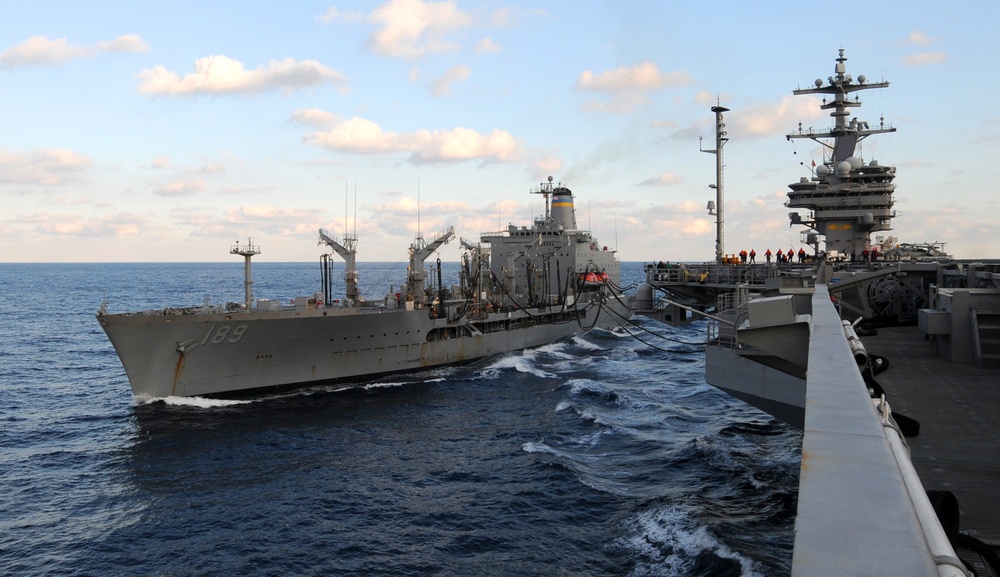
[700,104,729,264]
[230,238,260,310]
[786,49,896,258]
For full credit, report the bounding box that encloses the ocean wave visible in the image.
[521,440,557,455]
[588,325,632,340]
[533,341,574,359]
[522,429,611,460]
[570,334,605,350]
[615,505,763,577]
[561,378,665,419]
[479,351,556,379]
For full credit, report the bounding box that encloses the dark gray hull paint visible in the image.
[99,301,628,398]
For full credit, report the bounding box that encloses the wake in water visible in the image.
[512,322,799,576]
[134,395,254,408]
[1,263,798,577]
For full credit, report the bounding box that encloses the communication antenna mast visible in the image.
[700,102,729,264]
[415,179,424,250]
[230,238,260,310]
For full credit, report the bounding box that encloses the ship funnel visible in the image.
[550,186,577,230]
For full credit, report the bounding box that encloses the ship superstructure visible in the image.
[786,49,896,259]
[98,179,629,398]
[481,177,620,309]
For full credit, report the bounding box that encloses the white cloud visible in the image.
[305,116,398,153]
[366,0,472,58]
[901,52,947,66]
[897,30,946,66]
[221,205,323,236]
[153,179,207,197]
[730,95,824,138]
[0,34,148,68]
[489,7,546,27]
[97,34,150,54]
[637,172,684,187]
[531,155,563,178]
[291,108,341,128]
[429,65,470,96]
[318,6,365,23]
[26,212,146,237]
[902,31,936,46]
[575,62,693,113]
[303,115,521,164]
[576,62,691,92]
[137,55,347,96]
[0,148,91,185]
[475,38,501,53]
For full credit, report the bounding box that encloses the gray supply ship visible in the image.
[98,178,630,398]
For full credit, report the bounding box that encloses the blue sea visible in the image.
[0,261,800,576]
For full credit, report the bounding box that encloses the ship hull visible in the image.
[99,301,628,398]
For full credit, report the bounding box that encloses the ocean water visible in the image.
[0,261,801,577]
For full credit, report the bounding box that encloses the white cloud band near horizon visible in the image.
[0,34,148,67]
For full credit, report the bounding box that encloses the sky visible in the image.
[2,1,998,264]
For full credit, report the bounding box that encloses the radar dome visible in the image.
[861,212,874,225]
[837,161,852,177]
[816,164,829,176]
[846,156,863,169]
[858,74,867,84]
[815,79,823,87]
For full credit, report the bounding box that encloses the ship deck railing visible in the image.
[705,296,744,352]
[646,262,787,288]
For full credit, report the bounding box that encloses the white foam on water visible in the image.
[618,506,762,577]
[361,381,407,390]
[134,395,253,408]
[521,440,558,456]
[362,377,445,390]
[534,341,574,359]
[570,334,604,350]
[481,351,555,379]
[598,325,632,339]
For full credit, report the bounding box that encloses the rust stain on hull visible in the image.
[173,352,186,396]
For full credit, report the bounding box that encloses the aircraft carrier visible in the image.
[635,49,1000,576]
